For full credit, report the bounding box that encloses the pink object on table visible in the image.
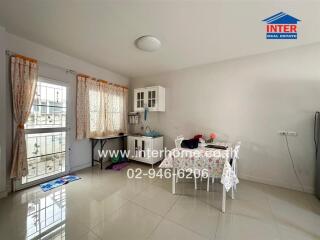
[210,133,217,140]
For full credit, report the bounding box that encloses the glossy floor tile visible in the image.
[0,162,319,240]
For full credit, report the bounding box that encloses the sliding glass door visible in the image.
[15,78,70,190]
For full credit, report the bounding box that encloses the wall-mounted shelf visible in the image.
[128,112,140,125]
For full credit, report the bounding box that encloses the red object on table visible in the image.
[193,134,203,141]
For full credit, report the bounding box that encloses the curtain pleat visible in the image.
[76,75,128,139]
[10,56,38,179]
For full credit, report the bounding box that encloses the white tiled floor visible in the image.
[0,163,319,240]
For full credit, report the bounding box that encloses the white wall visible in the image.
[2,31,129,194]
[131,43,320,193]
[0,26,7,197]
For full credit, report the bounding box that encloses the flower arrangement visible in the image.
[206,133,217,143]
[210,133,217,140]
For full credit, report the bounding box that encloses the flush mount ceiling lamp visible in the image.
[135,35,161,52]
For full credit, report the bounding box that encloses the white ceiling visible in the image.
[0,0,320,78]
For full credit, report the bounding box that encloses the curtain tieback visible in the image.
[17,124,25,129]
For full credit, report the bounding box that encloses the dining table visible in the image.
[159,142,239,213]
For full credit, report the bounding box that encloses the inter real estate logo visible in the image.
[262,12,301,39]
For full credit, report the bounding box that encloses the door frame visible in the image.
[14,76,71,191]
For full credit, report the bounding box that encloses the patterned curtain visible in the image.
[76,75,128,139]
[76,75,94,139]
[106,85,128,135]
[10,55,38,179]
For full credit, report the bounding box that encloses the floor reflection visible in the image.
[26,188,66,240]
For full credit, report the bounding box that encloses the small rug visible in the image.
[40,175,81,192]
[112,162,129,171]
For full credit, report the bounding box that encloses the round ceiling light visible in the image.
[135,35,161,52]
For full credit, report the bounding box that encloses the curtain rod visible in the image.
[5,50,128,89]
[5,50,77,75]
[77,73,128,89]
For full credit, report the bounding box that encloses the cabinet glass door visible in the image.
[137,91,145,109]
[147,90,156,108]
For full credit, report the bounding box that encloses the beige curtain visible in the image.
[76,75,128,139]
[10,55,38,179]
[76,75,91,139]
[105,85,128,135]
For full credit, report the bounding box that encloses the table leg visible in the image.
[123,136,127,161]
[222,185,226,213]
[91,140,95,167]
[172,167,176,194]
[99,139,103,170]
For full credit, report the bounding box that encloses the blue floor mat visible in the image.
[40,175,81,192]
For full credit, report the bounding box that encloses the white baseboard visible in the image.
[70,162,92,173]
[240,174,314,194]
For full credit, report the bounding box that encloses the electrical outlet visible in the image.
[287,131,298,136]
[278,131,298,136]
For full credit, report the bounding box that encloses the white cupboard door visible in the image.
[128,137,135,160]
[134,89,145,112]
[147,88,157,111]
[134,137,140,159]
[144,138,153,160]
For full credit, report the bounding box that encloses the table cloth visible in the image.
[159,142,239,212]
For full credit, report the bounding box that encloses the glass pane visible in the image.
[152,91,156,98]
[26,82,67,129]
[141,92,144,99]
[148,100,151,107]
[148,91,151,98]
[22,80,67,187]
[137,92,140,99]
[152,99,156,107]
[23,132,66,184]
[137,101,140,108]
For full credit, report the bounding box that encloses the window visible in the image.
[88,89,102,133]
[106,90,123,133]
[76,76,128,139]
[88,86,125,135]
[22,80,68,185]
[26,82,66,129]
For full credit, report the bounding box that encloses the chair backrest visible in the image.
[233,141,241,160]
[232,141,241,174]
[175,135,184,148]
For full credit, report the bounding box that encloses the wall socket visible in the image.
[278,131,298,136]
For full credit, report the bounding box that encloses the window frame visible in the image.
[14,76,71,191]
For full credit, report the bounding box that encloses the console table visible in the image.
[90,134,128,170]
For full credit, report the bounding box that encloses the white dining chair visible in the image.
[174,135,199,189]
[230,141,241,198]
[174,135,184,183]
[206,141,241,196]
[175,135,184,148]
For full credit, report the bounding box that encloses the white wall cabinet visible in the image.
[127,136,163,165]
[133,86,165,112]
